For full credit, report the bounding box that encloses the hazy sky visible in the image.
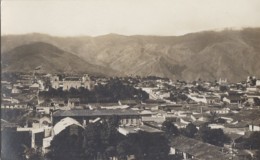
[2,0,260,36]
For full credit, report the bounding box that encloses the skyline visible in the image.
[1,0,260,36]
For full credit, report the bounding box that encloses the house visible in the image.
[180,117,193,125]
[118,125,163,136]
[100,105,130,110]
[52,98,66,107]
[158,104,183,112]
[246,87,259,93]
[11,87,22,94]
[205,95,221,104]
[206,106,230,114]
[139,110,153,117]
[249,119,260,131]
[244,93,260,106]
[67,98,80,108]
[1,101,28,109]
[191,113,211,122]
[187,94,207,104]
[223,95,242,104]
[134,103,160,111]
[169,135,230,160]
[256,79,260,87]
[118,99,138,106]
[224,122,248,135]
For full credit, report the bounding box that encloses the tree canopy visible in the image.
[162,120,179,137]
[39,79,149,103]
[181,123,198,138]
[198,125,230,147]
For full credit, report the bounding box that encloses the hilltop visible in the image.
[1,42,117,76]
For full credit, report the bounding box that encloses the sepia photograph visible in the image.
[1,0,260,159]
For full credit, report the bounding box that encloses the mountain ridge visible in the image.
[1,42,118,76]
[2,28,260,82]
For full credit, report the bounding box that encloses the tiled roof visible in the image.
[53,109,139,117]
[64,77,81,81]
[169,136,229,160]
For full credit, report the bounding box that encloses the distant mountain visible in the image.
[1,42,117,75]
[2,28,260,81]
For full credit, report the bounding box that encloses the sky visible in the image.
[1,0,260,36]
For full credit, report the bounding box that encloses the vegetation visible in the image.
[48,116,170,160]
[240,132,260,150]
[169,92,188,102]
[1,109,29,123]
[197,125,230,147]
[161,120,179,137]
[180,123,198,138]
[39,78,149,103]
[1,128,31,160]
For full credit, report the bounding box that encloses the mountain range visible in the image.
[1,28,260,82]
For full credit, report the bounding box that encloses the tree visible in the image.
[117,140,130,160]
[162,120,179,137]
[83,123,102,159]
[125,131,170,160]
[49,125,84,160]
[254,150,260,160]
[83,117,123,159]
[219,85,229,92]
[198,125,230,147]
[182,123,198,138]
[24,147,43,160]
[253,98,260,106]
[1,128,31,160]
[105,146,117,159]
[244,131,260,149]
[209,111,218,123]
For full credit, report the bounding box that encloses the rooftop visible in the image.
[118,125,163,135]
[63,77,81,81]
[53,109,140,117]
[169,135,229,160]
[53,117,84,136]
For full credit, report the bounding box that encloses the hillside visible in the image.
[2,28,260,81]
[1,42,117,76]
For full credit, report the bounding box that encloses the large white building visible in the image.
[51,74,92,90]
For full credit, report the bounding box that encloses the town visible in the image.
[1,71,260,160]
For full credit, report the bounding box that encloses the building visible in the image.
[169,135,230,160]
[256,79,260,87]
[51,74,92,90]
[223,95,242,104]
[43,117,84,153]
[118,125,163,136]
[52,109,141,127]
[249,119,260,131]
[67,98,80,108]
